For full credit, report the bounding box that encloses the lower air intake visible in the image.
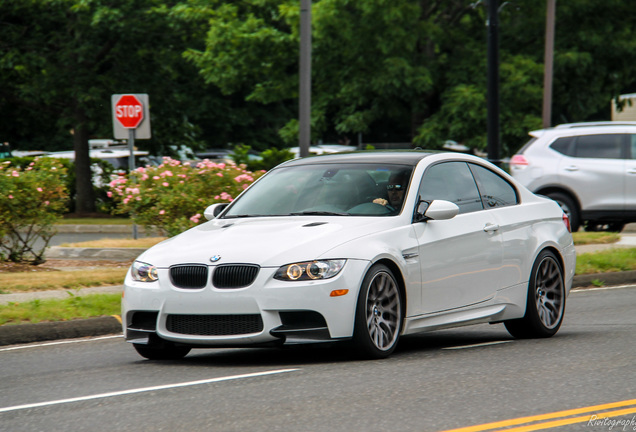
[166,314,264,336]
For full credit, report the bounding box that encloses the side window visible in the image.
[550,137,574,156]
[630,135,636,159]
[419,162,483,214]
[573,134,624,159]
[468,164,519,209]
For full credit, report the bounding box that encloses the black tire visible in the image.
[584,221,625,233]
[133,341,191,360]
[546,192,580,232]
[351,264,403,359]
[505,250,566,339]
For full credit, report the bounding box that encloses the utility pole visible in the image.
[542,0,556,128]
[299,0,311,157]
[486,0,500,166]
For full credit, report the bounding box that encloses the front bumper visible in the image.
[121,260,369,347]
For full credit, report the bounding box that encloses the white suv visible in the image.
[510,122,636,232]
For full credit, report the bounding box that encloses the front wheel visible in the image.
[505,250,565,339]
[351,264,403,359]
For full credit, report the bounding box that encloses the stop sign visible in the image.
[114,94,144,129]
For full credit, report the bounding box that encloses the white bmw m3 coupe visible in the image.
[122,151,576,360]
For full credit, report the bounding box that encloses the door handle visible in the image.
[564,165,579,172]
[483,223,500,233]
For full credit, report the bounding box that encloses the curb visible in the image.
[47,246,145,261]
[0,316,122,347]
[572,270,636,288]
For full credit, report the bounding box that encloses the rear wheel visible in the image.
[505,250,565,339]
[351,264,403,359]
[546,192,580,232]
[584,221,625,232]
[133,340,191,360]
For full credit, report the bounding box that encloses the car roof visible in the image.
[279,150,439,167]
[530,121,636,138]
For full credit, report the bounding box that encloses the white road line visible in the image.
[442,340,512,350]
[572,284,636,292]
[0,369,300,414]
[0,335,123,352]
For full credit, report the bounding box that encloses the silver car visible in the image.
[510,122,636,232]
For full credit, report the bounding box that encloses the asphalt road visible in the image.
[0,286,634,432]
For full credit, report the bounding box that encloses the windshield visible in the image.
[223,163,414,217]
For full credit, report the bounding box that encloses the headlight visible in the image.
[131,261,158,282]
[274,259,346,281]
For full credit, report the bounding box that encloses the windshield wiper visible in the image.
[290,211,350,216]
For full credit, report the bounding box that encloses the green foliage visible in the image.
[0,158,69,263]
[3,0,636,173]
[229,144,294,171]
[109,158,264,236]
[2,156,118,214]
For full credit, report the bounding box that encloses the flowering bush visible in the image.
[109,158,264,236]
[0,158,69,263]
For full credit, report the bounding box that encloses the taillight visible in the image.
[562,213,571,233]
[510,154,529,167]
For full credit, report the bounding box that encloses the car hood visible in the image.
[137,216,398,268]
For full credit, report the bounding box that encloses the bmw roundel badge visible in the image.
[210,255,222,263]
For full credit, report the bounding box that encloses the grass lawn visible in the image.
[0,268,128,294]
[0,294,121,325]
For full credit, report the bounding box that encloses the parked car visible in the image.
[286,144,358,158]
[122,151,575,360]
[510,121,636,232]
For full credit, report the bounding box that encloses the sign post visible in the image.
[112,93,151,239]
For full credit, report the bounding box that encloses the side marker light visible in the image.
[330,289,349,297]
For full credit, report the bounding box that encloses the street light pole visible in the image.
[299,0,311,158]
[486,0,500,165]
[542,0,556,128]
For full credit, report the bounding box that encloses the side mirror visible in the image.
[415,199,458,222]
[204,203,229,220]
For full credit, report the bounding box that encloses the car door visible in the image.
[556,134,626,212]
[413,161,503,314]
[467,163,527,290]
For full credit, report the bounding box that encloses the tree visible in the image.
[0,0,209,213]
[180,0,636,154]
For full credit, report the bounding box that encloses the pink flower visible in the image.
[190,214,201,223]
[8,195,13,199]
[216,173,224,177]
[153,176,160,180]
[159,210,165,215]
[44,201,50,206]
[11,171,19,177]
[162,182,169,187]
[37,187,43,192]
[234,174,254,183]
[107,191,113,198]
[220,192,233,201]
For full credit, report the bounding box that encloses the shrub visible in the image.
[0,158,69,263]
[109,157,264,236]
